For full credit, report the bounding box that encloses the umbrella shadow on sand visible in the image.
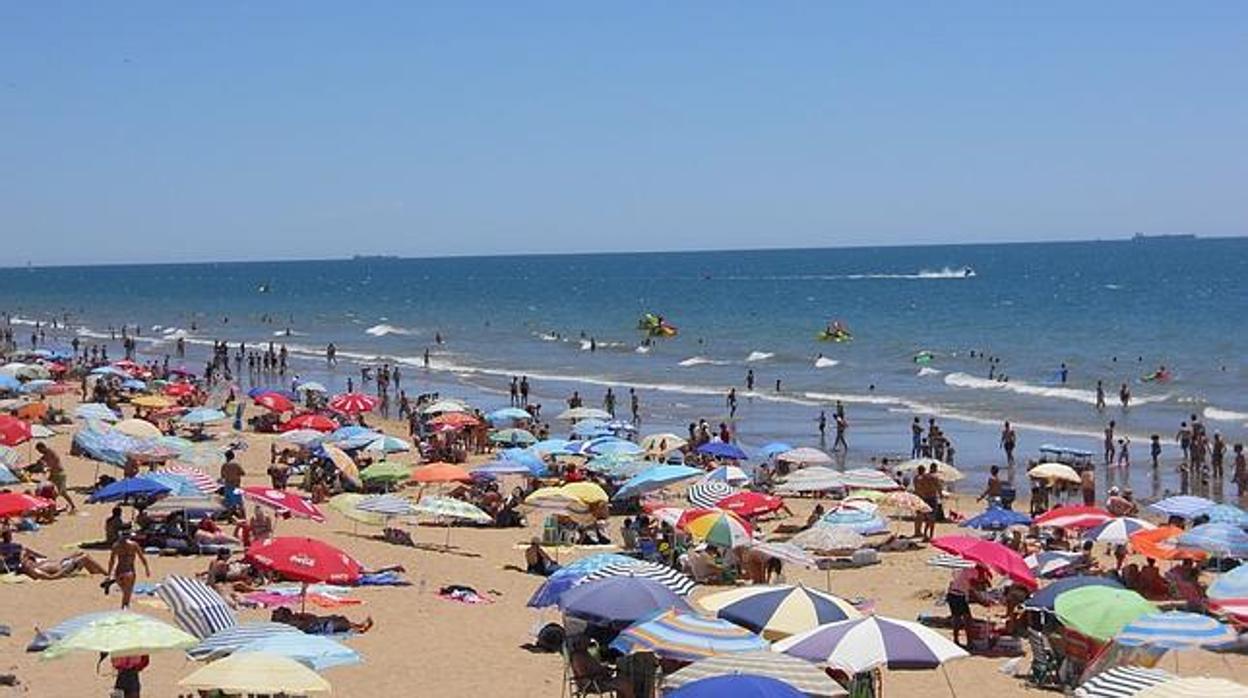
[411,541,482,558]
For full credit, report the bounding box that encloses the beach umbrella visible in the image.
[641,432,686,454]
[327,493,389,527]
[294,381,328,393]
[0,463,16,485]
[245,536,362,585]
[663,650,846,697]
[472,460,535,477]
[521,488,594,519]
[328,392,379,414]
[570,419,611,438]
[927,553,977,570]
[410,495,492,523]
[717,491,785,518]
[410,462,472,483]
[585,439,644,457]
[416,399,468,416]
[1083,517,1157,545]
[111,418,160,439]
[758,442,793,459]
[1028,462,1082,484]
[253,392,294,412]
[700,585,861,640]
[776,447,832,467]
[485,407,531,423]
[488,428,537,446]
[613,464,703,499]
[280,413,338,433]
[1175,523,1248,558]
[880,490,932,514]
[164,382,196,397]
[526,553,639,607]
[817,509,888,535]
[428,411,480,428]
[609,609,768,661]
[1131,526,1208,561]
[792,526,866,554]
[1034,505,1112,529]
[320,443,361,487]
[1074,666,1177,698]
[242,486,325,521]
[0,374,20,392]
[0,415,33,446]
[682,509,754,548]
[27,611,119,651]
[130,395,174,409]
[73,403,119,422]
[180,407,228,425]
[1134,677,1248,698]
[1054,586,1157,641]
[1115,611,1239,649]
[359,461,411,484]
[156,575,237,640]
[895,457,965,480]
[702,464,750,485]
[697,441,748,460]
[1204,503,1248,526]
[775,467,843,493]
[1024,551,1082,578]
[1023,575,1125,612]
[355,493,417,517]
[178,652,331,694]
[961,505,1032,530]
[237,633,361,671]
[1209,565,1248,600]
[157,465,217,494]
[328,424,380,444]
[686,481,738,508]
[557,406,612,421]
[664,674,808,698]
[559,576,693,626]
[839,469,899,491]
[750,542,817,569]
[276,428,326,446]
[0,492,54,518]
[581,561,697,597]
[363,434,411,454]
[145,472,208,497]
[1149,495,1215,520]
[88,476,172,503]
[90,365,131,378]
[41,612,198,659]
[932,535,1038,589]
[559,481,610,504]
[774,615,968,674]
[21,379,57,394]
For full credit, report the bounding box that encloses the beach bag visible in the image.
[536,623,564,652]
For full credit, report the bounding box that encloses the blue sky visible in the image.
[2,2,1245,264]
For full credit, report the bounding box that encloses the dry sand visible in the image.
[1,404,1241,697]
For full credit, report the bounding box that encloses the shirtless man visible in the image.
[106,528,150,609]
[33,443,75,512]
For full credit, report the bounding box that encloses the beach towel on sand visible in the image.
[438,584,494,605]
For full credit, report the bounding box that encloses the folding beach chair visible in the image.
[1026,629,1061,689]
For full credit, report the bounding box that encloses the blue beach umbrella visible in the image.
[363,435,411,454]
[180,408,228,425]
[1176,523,1248,558]
[143,473,206,498]
[1204,504,1248,527]
[88,477,172,503]
[1115,611,1239,650]
[1022,575,1123,612]
[611,611,771,663]
[91,366,131,377]
[1209,565,1248,600]
[329,426,377,442]
[485,407,531,424]
[526,553,644,608]
[571,420,612,439]
[236,633,361,671]
[473,461,534,477]
[0,463,17,485]
[818,509,888,535]
[700,585,861,640]
[121,379,147,391]
[559,576,693,626]
[0,445,20,467]
[186,622,303,660]
[21,379,56,394]
[530,439,571,456]
[961,505,1032,531]
[588,440,644,457]
[697,441,748,460]
[664,674,805,698]
[612,465,703,500]
[247,387,297,400]
[1149,495,1214,519]
[0,375,20,392]
[758,442,793,459]
[74,403,119,422]
[498,448,547,476]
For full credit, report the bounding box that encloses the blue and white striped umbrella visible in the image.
[236,633,360,671]
[702,465,750,485]
[355,494,417,517]
[582,561,697,597]
[1204,504,1248,527]
[156,575,236,639]
[1115,611,1239,649]
[363,435,412,453]
[1176,523,1248,558]
[610,610,769,662]
[186,622,303,660]
[1149,495,1214,519]
[74,402,119,422]
[1074,666,1176,698]
[1209,565,1248,601]
[526,553,638,607]
[1083,517,1156,544]
[144,472,207,498]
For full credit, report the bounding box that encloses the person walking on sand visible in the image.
[1211,433,1226,483]
[1150,434,1162,471]
[1000,421,1016,468]
[32,443,74,513]
[519,376,530,406]
[629,388,639,424]
[106,528,150,609]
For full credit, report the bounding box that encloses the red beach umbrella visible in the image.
[1034,505,1112,530]
[245,536,362,585]
[0,492,54,518]
[164,383,195,397]
[932,535,1038,589]
[717,491,786,518]
[280,414,338,433]
[254,392,295,413]
[0,416,32,447]
[242,486,326,522]
[429,412,479,428]
[328,393,380,415]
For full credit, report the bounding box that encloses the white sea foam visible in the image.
[944,372,1170,406]
[634,345,651,354]
[814,357,839,369]
[365,323,418,337]
[678,356,731,367]
[745,351,774,362]
[917,366,941,377]
[1204,407,1248,423]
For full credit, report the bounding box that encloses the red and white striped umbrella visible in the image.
[242,486,326,522]
[328,393,380,415]
[157,465,218,495]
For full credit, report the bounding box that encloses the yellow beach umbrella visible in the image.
[328,493,387,526]
[113,418,163,439]
[322,443,361,486]
[131,395,175,409]
[559,482,609,505]
[42,612,197,659]
[178,651,331,694]
[1028,462,1081,484]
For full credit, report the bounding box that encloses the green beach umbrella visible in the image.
[489,428,537,445]
[42,612,198,659]
[359,460,411,483]
[328,493,388,526]
[1054,586,1157,642]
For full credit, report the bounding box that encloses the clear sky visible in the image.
[2,2,1245,265]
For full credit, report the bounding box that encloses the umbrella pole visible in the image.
[941,666,957,697]
[445,521,451,550]
[301,581,308,614]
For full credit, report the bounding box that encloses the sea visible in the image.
[3,238,1246,499]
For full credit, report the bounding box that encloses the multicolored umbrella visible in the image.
[1175,523,1248,558]
[933,535,1037,589]
[686,481,737,508]
[702,464,751,485]
[157,575,237,640]
[242,486,325,521]
[41,612,198,659]
[319,443,361,487]
[774,615,968,673]
[609,609,769,661]
[1115,611,1238,649]
[699,584,861,640]
[559,576,693,625]
[178,651,331,694]
[1025,550,1082,578]
[682,509,754,548]
[1083,517,1156,544]
[662,651,846,697]
[245,537,362,585]
[526,553,638,607]
[355,493,418,517]
[328,392,379,414]
[1054,586,1157,641]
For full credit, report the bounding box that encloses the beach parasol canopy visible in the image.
[641,432,686,454]
[558,481,609,504]
[1148,495,1215,520]
[242,486,325,521]
[156,575,237,640]
[74,403,119,422]
[774,615,969,674]
[697,441,748,460]
[236,633,361,671]
[180,407,228,425]
[775,467,843,493]
[245,536,362,585]
[1054,586,1157,641]
[359,461,411,484]
[1074,666,1177,698]
[0,492,54,518]
[664,674,808,698]
[880,490,932,514]
[410,462,473,483]
[557,406,612,421]
[0,463,16,485]
[129,395,174,409]
[1027,462,1082,484]
[1034,505,1112,529]
[1025,551,1083,578]
[526,553,639,607]
[1175,523,1248,558]
[682,509,754,548]
[751,542,817,569]
[276,428,326,447]
[1131,526,1208,561]
[580,561,697,597]
[0,415,33,446]
[613,464,703,499]
[1209,565,1248,601]
[328,392,379,414]
[1134,677,1248,698]
[662,650,846,697]
[1115,611,1239,650]
[817,509,888,536]
[489,427,537,446]
[686,481,738,509]
[281,413,338,433]
[186,622,304,660]
[354,493,418,517]
[1022,575,1123,612]
[41,612,198,659]
[702,464,750,485]
[791,526,866,554]
[253,392,294,412]
[327,493,389,527]
[699,585,861,640]
[319,443,361,488]
[293,381,328,393]
[485,407,531,423]
[1082,517,1156,544]
[362,435,411,454]
[559,575,693,626]
[776,447,832,466]
[609,609,769,662]
[961,505,1032,530]
[839,468,902,491]
[410,495,492,523]
[87,477,172,503]
[178,651,331,694]
[717,491,785,518]
[1204,503,1248,526]
[932,535,1038,589]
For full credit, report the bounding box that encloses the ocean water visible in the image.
[3,239,1246,493]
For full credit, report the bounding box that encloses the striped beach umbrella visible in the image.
[1074,666,1176,698]
[682,509,754,548]
[1114,611,1239,650]
[560,577,693,626]
[363,435,411,454]
[411,495,491,523]
[701,465,750,485]
[662,650,846,697]
[927,553,976,570]
[1083,517,1156,544]
[751,542,817,569]
[817,509,888,535]
[609,610,769,662]
[328,392,379,414]
[839,468,901,491]
[74,402,119,422]
[236,633,361,671]
[699,584,861,640]
[774,615,968,674]
[157,465,218,494]
[1034,505,1113,529]
[1022,575,1123,612]
[145,472,207,498]
[1025,550,1082,578]
[242,486,325,522]
[1207,598,1248,624]
[1133,677,1248,698]
[1175,523,1248,558]
[526,553,637,607]
[581,561,697,597]
[1148,495,1214,520]
[776,447,832,466]
[686,481,737,508]
[792,526,865,554]
[157,575,237,639]
[355,493,418,517]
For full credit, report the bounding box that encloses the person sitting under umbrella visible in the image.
[524,538,559,576]
[567,635,634,698]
